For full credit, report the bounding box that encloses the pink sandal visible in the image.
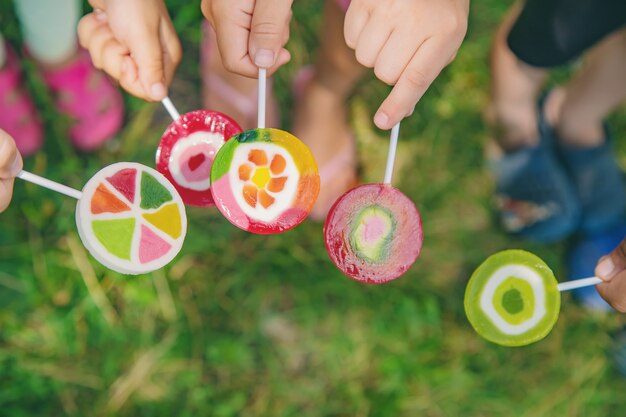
[41,49,123,151]
[292,66,358,221]
[0,45,43,156]
[201,22,280,130]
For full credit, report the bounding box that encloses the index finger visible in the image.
[374,39,454,129]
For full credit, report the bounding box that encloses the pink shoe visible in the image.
[0,45,43,156]
[41,49,124,151]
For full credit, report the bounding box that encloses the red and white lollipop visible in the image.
[156,97,243,207]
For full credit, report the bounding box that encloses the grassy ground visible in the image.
[2,1,626,416]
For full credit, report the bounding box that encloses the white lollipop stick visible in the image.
[161,96,181,121]
[17,170,83,200]
[557,276,603,292]
[383,122,400,184]
[258,68,267,129]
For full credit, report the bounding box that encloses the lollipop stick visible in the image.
[383,122,400,184]
[557,276,603,292]
[161,96,181,121]
[17,170,83,200]
[258,68,267,129]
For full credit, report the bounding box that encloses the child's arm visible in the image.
[77,0,182,101]
[0,130,23,213]
[344,0,469,129]
[596,239,626,312]
[201,0,292,76]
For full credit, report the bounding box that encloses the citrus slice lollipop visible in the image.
[76,162,187,275]
[324,183,423,283]
[156,109,242,207]
[464,250,561,347]
[210,128,320,234]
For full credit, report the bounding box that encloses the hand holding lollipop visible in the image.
[324,122,423,284]
[465,249,605,347]
[16,162,187,275]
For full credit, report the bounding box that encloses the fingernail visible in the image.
[597,256,615,279]
[10,155,22,177]
[374,111,389,128]
[150,83,167,100]
[254,49,275,68]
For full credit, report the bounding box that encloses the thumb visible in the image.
[128,24,167,100]
[596,237,626,281]
[249,0,293,68]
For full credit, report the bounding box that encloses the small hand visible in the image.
[201,0,292,77]
[0,129,23,213]
[344,0,469,129]
[78,0,182,101]
[596,237,626,312]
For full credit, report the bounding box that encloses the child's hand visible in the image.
[0,130,23,213]
[201,0,292,77]
[78,0,182,101]
[344,0,469,129]
[596,238,626,312]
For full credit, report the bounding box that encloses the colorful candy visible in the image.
[210,128,320,234]
[156,110,242,207]
[324,184,423,284]
[464,250,561,347]
[76,162,187,275]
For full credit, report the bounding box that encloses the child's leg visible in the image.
[557,29,626,147]
[13,0,123,150]
[13,0,81,67]
[487,3,548,151]
[294,0,366,219]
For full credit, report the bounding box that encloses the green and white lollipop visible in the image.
[464,249,603,347]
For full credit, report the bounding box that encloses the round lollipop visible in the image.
[17,162,187,275]
[210,68,320,234]
[156,108,242,207]
[464,249,604,347]
[324,123,423,284]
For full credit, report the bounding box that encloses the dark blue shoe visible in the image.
[492,100,581,242]
[557,126,626,235]
[568,222,626,312]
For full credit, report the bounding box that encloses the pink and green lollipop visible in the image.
[324,123,423,284]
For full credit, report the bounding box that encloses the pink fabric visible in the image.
[0,45,42,156]
[41,49,123,151]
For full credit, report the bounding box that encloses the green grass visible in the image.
[2,1,626,416]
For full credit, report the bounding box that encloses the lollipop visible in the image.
[324,123,423,284]
[156,107,242,207]
[17,162,187,275]
[464,249,604,347]
[210,68,320,234]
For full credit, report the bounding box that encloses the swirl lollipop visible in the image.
[464,249,604,347]
[210,68,320,234]
[324,122,423,284]
[17,162,187,275]
[156,98,243,207]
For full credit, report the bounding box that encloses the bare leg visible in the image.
[557,28,626,147]
[294,0,367,218]
[487,2,548,151]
